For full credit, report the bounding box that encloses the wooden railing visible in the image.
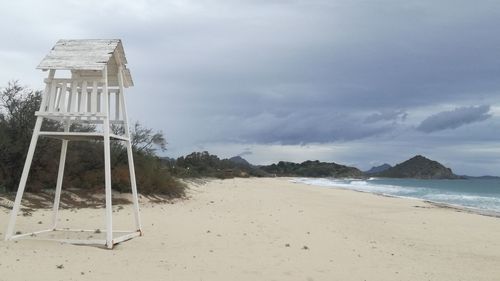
[36,78,123,123]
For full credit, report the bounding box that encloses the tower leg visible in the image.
[126,139,142,233]
[5,116,43,240]
[51,139,69,229]
[116,65,142,236]
[118,67,142,232]
[102,66,114,249]
[104,120,113,248]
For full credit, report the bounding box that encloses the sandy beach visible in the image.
[1,177,500,281]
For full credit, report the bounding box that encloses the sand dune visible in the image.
[1,177,500,281]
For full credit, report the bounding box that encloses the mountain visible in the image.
[260,160,363,178]
[167,152,470,180]
[376,155,460,179]
[365,164,392,174]
[228,156,252,167]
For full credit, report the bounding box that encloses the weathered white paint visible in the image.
[118,65,142,232]
[102,65,114,249]
[4,117,44,240]
[51,123,69,229]
[11,229,141,247]
[37,39,133,87]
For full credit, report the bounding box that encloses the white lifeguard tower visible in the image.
[4,39,142,249]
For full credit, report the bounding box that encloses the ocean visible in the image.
[292,177,500,215]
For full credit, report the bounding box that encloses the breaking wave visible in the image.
[291,177,500,214]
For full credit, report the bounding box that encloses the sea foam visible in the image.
[291,177,500,214]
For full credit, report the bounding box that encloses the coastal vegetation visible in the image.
[168,152,267,178]
[260,160,363,178]
[0,81,185,197]
[168,153,364,179]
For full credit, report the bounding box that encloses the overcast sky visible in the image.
[1,0,500,176]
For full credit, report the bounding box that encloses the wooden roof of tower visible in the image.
[37,39,133,87]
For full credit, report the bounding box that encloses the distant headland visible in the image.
[367,155,462,179]
[164,152,483,180]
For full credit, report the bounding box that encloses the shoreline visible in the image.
[3,176,500,219]
[290,177,500,219]
[2,176,499,219]
[336,185,500,219]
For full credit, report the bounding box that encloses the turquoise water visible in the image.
[292,177,500,214]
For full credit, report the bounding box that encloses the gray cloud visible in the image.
[237,149,253,157]
[417,105,492,133]
[364,110,408,124]
[1,0,500,174]
[194,109,405,145]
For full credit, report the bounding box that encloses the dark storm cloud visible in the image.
[417,105,492,133]
[106,0,500,146]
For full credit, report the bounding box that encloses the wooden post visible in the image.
[4,117,43,240]
[80,81,88,113]
[118,66,142,233]
[51,122,70,229]
[102,66,114,248]
[5,70,55,240]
